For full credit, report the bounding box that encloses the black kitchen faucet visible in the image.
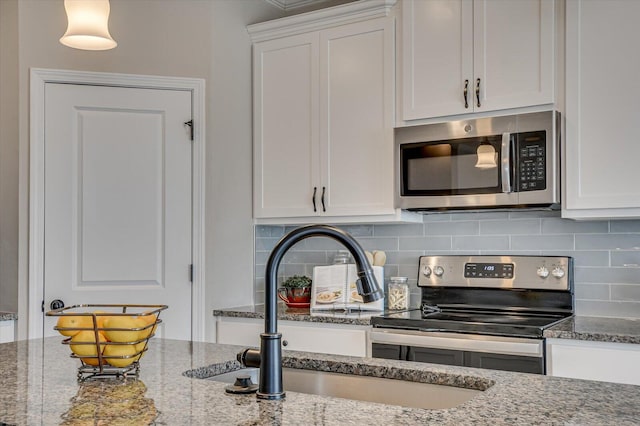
[237,224,383,400]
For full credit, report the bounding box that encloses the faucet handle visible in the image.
[237,348,261,368]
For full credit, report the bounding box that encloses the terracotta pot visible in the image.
[278,287,311,304]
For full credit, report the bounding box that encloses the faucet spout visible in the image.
[240,224,383,400]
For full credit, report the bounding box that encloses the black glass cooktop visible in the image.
[371,308,571,338]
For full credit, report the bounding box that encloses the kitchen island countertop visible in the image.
[1,337,639,425]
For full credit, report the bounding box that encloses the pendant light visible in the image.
[475,144,498,169]
[60,0,117,51]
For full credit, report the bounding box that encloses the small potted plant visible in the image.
[278,275,312,307]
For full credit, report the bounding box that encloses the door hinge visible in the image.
[189,264,194,282]
[41,300,45,313]
[184,119,194,141]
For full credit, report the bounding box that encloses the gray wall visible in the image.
[2,0,284,340]
[0,0,19,313]
[255,211,640,318]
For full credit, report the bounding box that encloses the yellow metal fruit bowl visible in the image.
[46,304,168,381]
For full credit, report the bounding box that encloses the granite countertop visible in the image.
[0,312,17,321]
[213,304,377,326]
[216,305,640,344]
[544,316,640,344]
[1,337,639,425]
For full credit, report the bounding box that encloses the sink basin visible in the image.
[207,367,482,410]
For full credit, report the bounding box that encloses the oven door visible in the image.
[369,329,545,374]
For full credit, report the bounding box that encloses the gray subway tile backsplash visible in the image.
[611,251,640,267]
[510,234,575,250]
[575,234,640,250]
[480,219,541,235]
[255,211,640,319]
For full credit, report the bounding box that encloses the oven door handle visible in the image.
[501,132,512,193]
[369,329,543,358]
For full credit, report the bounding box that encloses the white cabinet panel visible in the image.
[216,317,369,357]
[546,338,640,386]
[402,0,473,120]
[563,0,640,219]
[321,19,395,216]
[251,4,421,224]
[474,0,554,112]
[401,0,555,121]
[253,33,320,219]
[0,321,15,343]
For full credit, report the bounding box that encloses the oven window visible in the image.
[401,135,505,196]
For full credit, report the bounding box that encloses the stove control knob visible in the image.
[536,266,549,279]
[552,267,565,278]
[433,266,445,277]
[422,266,432,277]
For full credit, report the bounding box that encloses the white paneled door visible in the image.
[42,83,193,340]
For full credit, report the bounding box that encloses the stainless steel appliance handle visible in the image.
[501,132,512,193]
[369,329,543,358]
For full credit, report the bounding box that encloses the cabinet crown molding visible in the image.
[248,0,396,42]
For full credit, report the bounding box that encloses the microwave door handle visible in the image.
[501,132,512,193]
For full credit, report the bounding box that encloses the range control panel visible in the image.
[418,255,572,291]
[464,262,514,279]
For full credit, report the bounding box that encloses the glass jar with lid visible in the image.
[387,276,410,310]
[333,250,352,264]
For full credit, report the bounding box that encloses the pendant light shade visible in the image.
[60,0,117,51]
[475,144,498,169]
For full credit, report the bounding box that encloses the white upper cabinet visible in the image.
[250,0,420,224]
[563,0,640,219]
[253,33,320,219]
[401,0,555,122]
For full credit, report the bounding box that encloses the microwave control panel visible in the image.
[516,131,546,192]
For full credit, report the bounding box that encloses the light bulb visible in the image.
[60,0,117,51]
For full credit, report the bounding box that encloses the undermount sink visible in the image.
[207,367,483,410]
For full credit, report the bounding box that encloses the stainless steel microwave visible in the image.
[395,111,560,211]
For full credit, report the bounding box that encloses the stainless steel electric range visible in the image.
[370,255,574,374]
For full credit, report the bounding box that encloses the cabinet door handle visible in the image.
[475,78,481,108]
[321,186,326,212]
[463,79,469,108]
[312,186,317,212]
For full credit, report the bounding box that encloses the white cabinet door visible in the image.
[253,14,405,222]
[474,0,554,112]
[321,18,396,216]
[563,0,640,219]
[402,0,473,120]
[253,33,321,218]
[216,317,369,357]
[401,0,555,121]
[546,338,640,386]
